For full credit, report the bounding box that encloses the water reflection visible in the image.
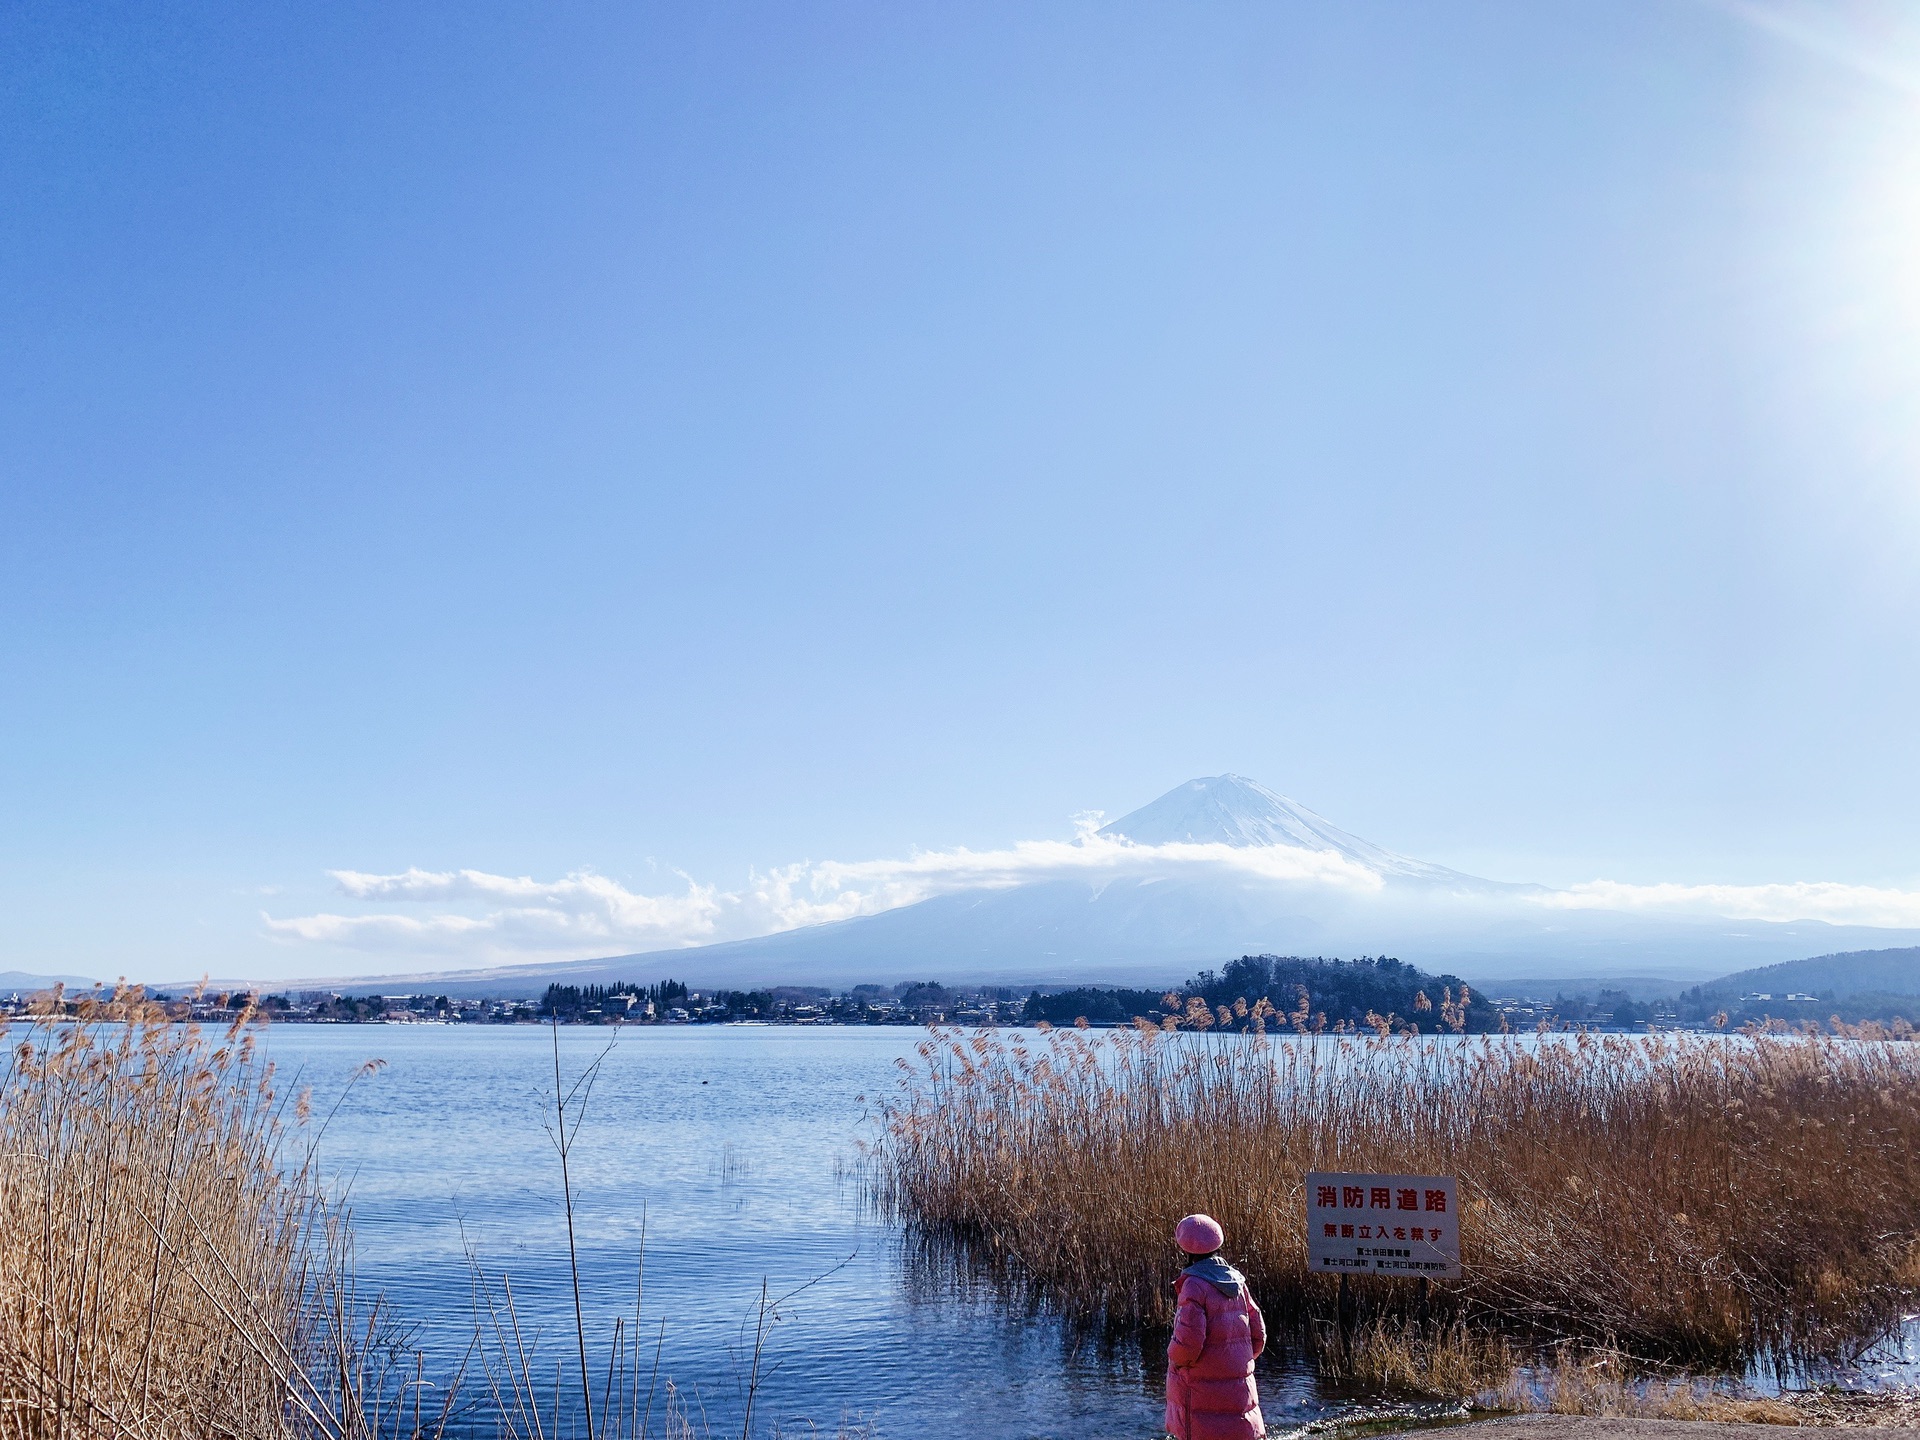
[257,1023,1919,1437]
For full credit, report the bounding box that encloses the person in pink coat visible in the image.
[1165,1214,1267,1440]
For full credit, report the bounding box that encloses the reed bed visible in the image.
[0,988,429,1440]
[874,1023,1920,1366]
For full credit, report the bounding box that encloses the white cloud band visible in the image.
[262,834,1920,967]
[263,834,1384,963]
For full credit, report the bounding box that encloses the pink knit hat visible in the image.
[1175,1213,1224,1255]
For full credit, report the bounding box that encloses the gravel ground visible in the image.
[1772,1393,1920,1428]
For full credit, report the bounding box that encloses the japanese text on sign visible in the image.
[1304,1171,1460,1279]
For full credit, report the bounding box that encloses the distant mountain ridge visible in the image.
[271,775,1920,999]
[1702,947,1920,1000]
[0,969,99,995]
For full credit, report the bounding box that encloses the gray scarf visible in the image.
[1182,1255,1245,1296]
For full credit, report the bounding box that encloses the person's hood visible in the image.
[1181,1255,1245,1297]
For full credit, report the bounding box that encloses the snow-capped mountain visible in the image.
[309,776,1920,997]
[1097,774,1495,886]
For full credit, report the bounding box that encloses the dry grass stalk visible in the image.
[1290,1322,1900,1423]
[1330,1319,1518,1395]
[875,1024,1920,1364]
[465,1249,869,1440]
[0,987,437,1440]
[466,1023,863,1440]
[1482,1345,1804,1422]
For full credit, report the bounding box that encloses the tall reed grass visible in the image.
[0,987,432,1440]
[875,1023,1920,1365]
[2,994,873,1440]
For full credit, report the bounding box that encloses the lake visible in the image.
[261,1022,1376,1440]
[259,1023,1920,1438]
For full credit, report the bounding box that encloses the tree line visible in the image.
[1022,954,1498,1032]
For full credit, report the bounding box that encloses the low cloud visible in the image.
[263,831,1920,968]
[265,869,726,957]
[263,834,1382,964]
[1542,879,1920,930]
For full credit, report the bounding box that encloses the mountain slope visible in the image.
[1702,947,1920,1000]
[0,970,100,995]
[1098,775,1483,884]
[277,776,1920,998]
[316,901,1917,999]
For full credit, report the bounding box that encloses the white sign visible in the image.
[1305,1171,1460,1279]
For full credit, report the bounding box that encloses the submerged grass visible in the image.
[874,1022,1920,1368]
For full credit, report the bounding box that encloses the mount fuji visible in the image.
[324,776,1920,997]
[1094,776,1490,885]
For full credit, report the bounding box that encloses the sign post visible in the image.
[1305,1171,1461,1280]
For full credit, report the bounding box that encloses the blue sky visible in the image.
[4,1,1920,981]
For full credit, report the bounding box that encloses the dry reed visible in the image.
[875,1023,1920,1366]
[1481,1344,1807,1422]
[1331,1318,1518,1396]
[0,987,438,1440]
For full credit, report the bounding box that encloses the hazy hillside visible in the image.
[1702,947,1920,1000]
[0,970,99,995]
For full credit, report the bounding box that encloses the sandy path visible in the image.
[1434,1416,1920,1439]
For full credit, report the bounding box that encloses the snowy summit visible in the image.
[1098,775,1472,885]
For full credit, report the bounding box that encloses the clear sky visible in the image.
[4,1,1919,981]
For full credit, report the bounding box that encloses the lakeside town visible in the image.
[0,961,1889,1034]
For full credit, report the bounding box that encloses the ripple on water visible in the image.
[271,1024,1920,1438]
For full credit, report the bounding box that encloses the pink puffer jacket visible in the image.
[1165,1258,1266,1440]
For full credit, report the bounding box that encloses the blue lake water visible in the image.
[258,1024,1920,1438]
[263,1023,1360,1440]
